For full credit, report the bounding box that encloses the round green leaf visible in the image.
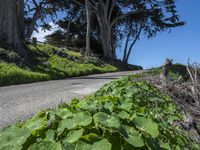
[93,112,120,129]
[57,118,76,134]
[46,129,55,141]
[65,128,84,143]
[0,127,32,148]
[28,141,62,150]
[117,110,129,119]
[26,118,47,131]
[92,139,112,150]
[159,140,172,150]
[55,108,73,119]
[134,116,159,138]
[62,141,76,150]
[76,141,92,150]
[80,133,101,144]
[73,111,92,126]
[119,125,144,147]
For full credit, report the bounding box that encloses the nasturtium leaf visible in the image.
[46,129,55,141]
[76,141,92,150]
[0,127,32,148]
[159,140,172,150]
[104,101,114,112]
[65,128,84,143]
[92,139,112,150]
[134,116,159,138]
[0,145,22,150]
[93,112,121,129]
[73,111,92,126]
[28,141,62,150]
[117,110,129,119]
[80,133,102,144]
[26,118,47,131]
[119,125,144,147]
[119,102,132,112]
[79,101,98,112]
[61,140,76,150]
[25,111,47,125]
[193,144,200,150]
[55,108,73,119]
[57,118,76,134]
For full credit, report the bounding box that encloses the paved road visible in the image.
[0,71,140,128]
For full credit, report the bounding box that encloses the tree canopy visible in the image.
[0,0,184,62]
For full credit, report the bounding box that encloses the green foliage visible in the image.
[0,48,21,63]
[35,55,117,79]
[0,44,118,86]
[0,77,198,149]
[0,62,50,86]
[7,52,21,63]
[31,44,118,79]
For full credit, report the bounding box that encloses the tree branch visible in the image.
[72,0,84,7]
[111,10,145,26]
[108,0,116,22]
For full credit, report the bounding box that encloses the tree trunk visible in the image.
[85,0,91,56]
[25,7,42,40]
[123,31,131,64]
[97,16,114,60]
[124,24,142,64]
[0,0,26,57]
[17,0,25,40]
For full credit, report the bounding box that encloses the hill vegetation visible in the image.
[0,44,118,86]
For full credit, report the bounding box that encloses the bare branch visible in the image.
[187,59,195,83]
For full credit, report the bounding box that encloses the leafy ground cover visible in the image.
[0,44,122,86]
[0,76,199,150]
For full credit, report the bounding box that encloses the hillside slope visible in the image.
[0,44,120,86]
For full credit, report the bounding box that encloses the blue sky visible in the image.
[117,0,200,68]
[34,0,200,69]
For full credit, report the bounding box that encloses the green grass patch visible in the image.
[0,62,50,86]
[31,44,118,79]
[1,77,199,149]
[35,55,117,79]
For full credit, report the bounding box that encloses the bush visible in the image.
[8,51,21,64]
[0,48,9,62]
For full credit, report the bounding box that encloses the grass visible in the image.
[0,44,120,86]
[0,76,199,149]
[0,62,50,86]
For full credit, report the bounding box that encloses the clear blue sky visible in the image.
[117,0,200,68]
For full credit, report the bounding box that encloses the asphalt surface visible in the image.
[0,71,140,128]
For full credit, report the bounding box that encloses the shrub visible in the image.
[8,51,21,64]
[0,48,9,62]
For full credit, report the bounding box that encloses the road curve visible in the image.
[0,71,140,128]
